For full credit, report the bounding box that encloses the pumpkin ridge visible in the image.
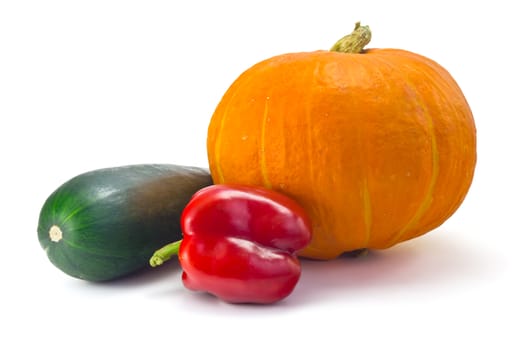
[439,105,475,223]
[356,53,399,248]
[213,108,226,183]
[213,72,258,184]
[213,103,228,183]
[362,178,372,247]
[396,119,439,240]
[388,73,440,246]
[306,62,319,194]
[407,61,475,238]
[358,54,387,249]
[260,96,272,189]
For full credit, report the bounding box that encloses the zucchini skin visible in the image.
[37,164,213,281]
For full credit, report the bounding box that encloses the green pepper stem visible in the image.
[149,240,182,267]
[330,22,371,53]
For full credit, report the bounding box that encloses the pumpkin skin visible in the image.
[207,48,476,259]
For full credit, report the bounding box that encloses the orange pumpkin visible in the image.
[207,23,476,259]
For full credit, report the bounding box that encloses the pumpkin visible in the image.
[207,23,477,259]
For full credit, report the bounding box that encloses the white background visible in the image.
[1,1,524,349]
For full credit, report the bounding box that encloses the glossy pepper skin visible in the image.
[179,184,312,304]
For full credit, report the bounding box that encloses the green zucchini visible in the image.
[37,164,212,281]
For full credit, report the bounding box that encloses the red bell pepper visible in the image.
[150,184,312,304]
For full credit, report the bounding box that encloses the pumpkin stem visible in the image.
[346,248,369,258]
[330,22,371,53]
[149,240,182,267]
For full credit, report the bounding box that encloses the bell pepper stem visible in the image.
[149,240,182,267]
[330,22,371,53]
